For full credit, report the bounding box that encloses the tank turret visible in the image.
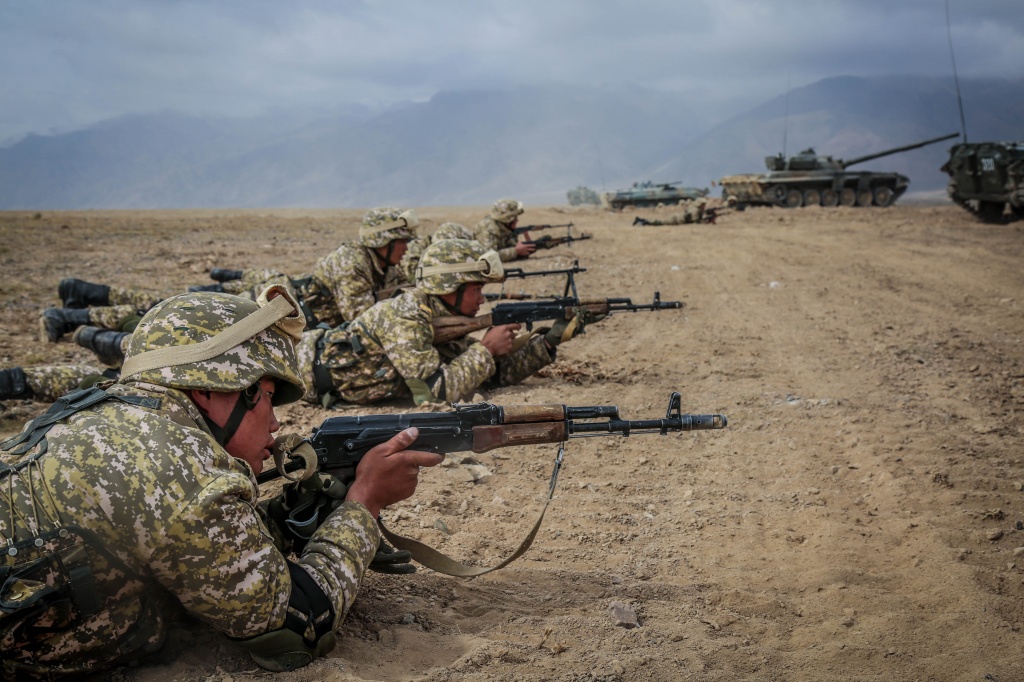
[720,132,959,209]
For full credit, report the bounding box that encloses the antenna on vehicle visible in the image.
[782,76,791,156]
[945,0,968,142]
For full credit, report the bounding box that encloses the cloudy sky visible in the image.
[1,0,1022,143]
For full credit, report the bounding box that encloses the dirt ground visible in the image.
[1,201,1022,681]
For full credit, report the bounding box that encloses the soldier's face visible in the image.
[457,283,486,316]
[194,377,281,474]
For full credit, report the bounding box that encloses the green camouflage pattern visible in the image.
[473,215,520,263]
[220,268,287,295]
[0,382,379,676]
[296,288,554,406]
[416,239,498,296]
[310,242,391,326]
[19,364,108,402]
[490,198,524,223]
[358,207,418,249]
[122,291,304,404]
[107,285,162,311]
[87,304,147,331]
[433,222,477,242]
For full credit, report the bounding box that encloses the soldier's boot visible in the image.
[58,278,111,309]
[209,268,244,282]
[187,283,226,293]
[0,367,34,401]
[40,308,91,343]
[72,326,130,366]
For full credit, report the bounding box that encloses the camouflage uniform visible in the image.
[297,289,552,407]
[474,198,525,262]
[105,285,163,312]
[81,304,148,331]
[5,364,110,403]
[1,289,379,677]
[219,267,288,295]
[640,199,706,225]
[296,240,554,407]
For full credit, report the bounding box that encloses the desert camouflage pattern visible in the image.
[123,291,304,403]
[106,285,162,312]
[643,199,706,225]
[0,381,379,677]
[309,242,391,326]
[490,198,525,223]
[17,364,109,402]
[358,207,418,249]
[296,288,553,406]
[395,223,477,287]
[473,215,520,262]
[415,239,502,296]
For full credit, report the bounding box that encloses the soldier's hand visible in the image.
[515,241,537,258]
[345,427,442,518]
[481,323,521,357]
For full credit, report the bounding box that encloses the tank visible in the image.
[941,141,1024,224]
[719,132,959,209]
[601,181,709,210]
[567,186,601,206]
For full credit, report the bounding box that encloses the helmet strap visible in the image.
[204,383,261,447]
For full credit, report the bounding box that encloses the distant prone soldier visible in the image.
[40,207,420,344]
[632,198,707,226]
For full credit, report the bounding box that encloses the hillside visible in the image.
[0,76,1020,209]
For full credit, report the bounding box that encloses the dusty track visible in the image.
[1,203,1022,681]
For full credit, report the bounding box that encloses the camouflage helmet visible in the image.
[432,222,476,242]
[490,198,524,224]
[416,239,504,295]
[359,207,420,249]
[119,286,306,405]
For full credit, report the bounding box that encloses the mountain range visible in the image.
[1,76,1020,209]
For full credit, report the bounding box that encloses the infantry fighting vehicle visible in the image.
[567,186,601,206]
[601,181,709,210]
[941,140,1024,224]
[718,132,959,209]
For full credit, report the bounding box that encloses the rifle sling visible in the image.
[377,443,565,577]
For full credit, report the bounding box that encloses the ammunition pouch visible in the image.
[311,326,367,408]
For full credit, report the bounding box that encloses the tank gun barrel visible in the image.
[841,132,960,168]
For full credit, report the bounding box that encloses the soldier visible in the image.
[39,279,160,342]
[295,239,590,408]
[41,207,419,341]
[632,198,707,226]
[1,286,442,676]
[473,198,537,262]
[0,364,115,403]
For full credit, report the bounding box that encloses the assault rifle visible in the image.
[512,222,575,237]
[431,292,682,344]
[257,392,726,485]
[501,259,587,297]
[524,233,592,250]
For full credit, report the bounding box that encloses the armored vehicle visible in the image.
[941,141,1024,224]
[601,181,709,210]
[719,132,959,209]
[567,186,601,206]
